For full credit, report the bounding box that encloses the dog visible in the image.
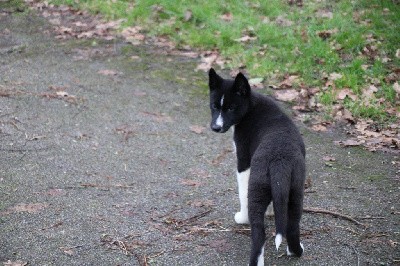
[208,68,306,266]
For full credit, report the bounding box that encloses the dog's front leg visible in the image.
[235,168,250,224]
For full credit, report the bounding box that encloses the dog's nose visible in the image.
[211,124,222,132]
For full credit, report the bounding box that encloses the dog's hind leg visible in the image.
[286,162,305,257]
[269,161,291,251]
[248,174,271,266]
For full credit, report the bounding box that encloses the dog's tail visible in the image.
[269,161,291,251]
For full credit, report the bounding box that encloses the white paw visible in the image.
[286,242,304,256]
[234,211,249,224]
[275,234,282,251]
[257,244,265,266]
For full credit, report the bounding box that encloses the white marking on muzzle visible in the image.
[216,112,223,127]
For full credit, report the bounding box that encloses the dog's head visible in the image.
[208,68,251,133]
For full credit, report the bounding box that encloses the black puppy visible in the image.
[209,68,305,266]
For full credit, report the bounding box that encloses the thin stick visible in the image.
[179,209,212,225]
[303,207,366,227]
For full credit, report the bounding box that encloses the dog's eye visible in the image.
[211,103,219,110]
[228,106,235,111]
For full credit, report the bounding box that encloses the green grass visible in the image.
[49,0,399,122]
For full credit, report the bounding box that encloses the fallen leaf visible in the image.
[183,10,192,22]
[323,156,336,161]
[278,75,300,89]
[60,247,74,256]
[329,72,343,81]
[362,85,378,100]
[234,35,257,42]
[133,90,146,96]
[274,89,299,102]
[208,239,230,252]
[336,139,364,147]
[311,124,327,132]
[180,179,202,187]
[9,203,48,214]
[98,69,119,76]
[248,77,264,89]
[189,168,211,179]
[45,188,66,196]
[189,125,205,134]
[120,26,145,44]
[220,12,233,22]
[140,111,173,123]
[188,199,214,208]
[393,82,400,96]
[316,9,333,19]
[317,28,338,40]
[55,91,69,97]
[336,88,358,101]
[275,15,293,27]
[2,260,28,266]
[49,18,61,25]
[196,51,219,71]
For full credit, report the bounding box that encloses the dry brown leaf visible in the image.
[45,188,66,196]
[337,88,358,101]
[316,9,333,19]
[196,52,219,71]
[248,78,264,89]
[55,91,69,97]
[336,139,364,147]
[275,15,293,27]
[189,168,211,179]
[220,12,233,22]
[393,82,400,96]
[184,10,192,22]
[59,247,74,256]
[10,203,48,214]
[317,28,338,40]
[312,124,328,132]
[329,72,343,81]
[180,179,202,187]
[362,85,378,100]
[188,199,214,208]
[274,89,299,102]
[121,26,145,44]
[98,69,119,76]
[140,111,173,123]
[234,35,257,42]
[323,156,336,161]
[2,260,28,266]
[278,75,300,89]
[189,125,206,134]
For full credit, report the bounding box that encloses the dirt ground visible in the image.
[0,10,399,266]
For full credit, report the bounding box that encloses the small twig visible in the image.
[303,207,366,227]
[179,209,212,225]
[338,186,357,190]
[358,216,385,220]
[304,190,316,193]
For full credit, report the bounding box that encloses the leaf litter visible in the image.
[24,0,399,154]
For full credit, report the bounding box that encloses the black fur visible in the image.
[209,68,306,265]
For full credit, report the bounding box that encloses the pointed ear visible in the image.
[233,72,251,97]
[209,68,222,91]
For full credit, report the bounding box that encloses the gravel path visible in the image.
[1,11,399,266]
